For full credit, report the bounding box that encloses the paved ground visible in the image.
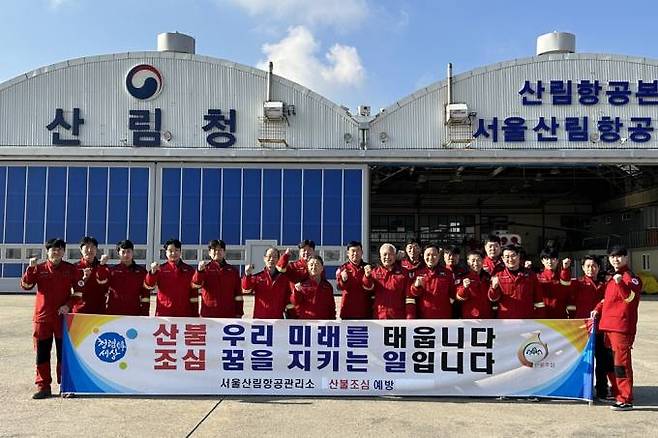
[1,294,657,438]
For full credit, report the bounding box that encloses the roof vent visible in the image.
[157,32,195,54]
[536,32,575,56]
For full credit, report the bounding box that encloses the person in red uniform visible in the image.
[443,245,468,279]
[456,250,495,319]
[99,240,150,316]
[69,236,109,314]
[566,255,612,400]
[442,245,468,318]
[363,243,412,320]
[192,239,243,318]
[276,239,316,284]
[21,238,86,399]
[489,244,546,319]
[536,247,572,319]
[291,255,336,319]
[401,238,423,276]
[144,238,199,317]
[592,246,642,411]
[407,244,455,319]
[336,240,372,319]
[242,247,292,319]
[482,234,504,275]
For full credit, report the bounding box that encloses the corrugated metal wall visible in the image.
[370,54,658,150]
[0,53,360,150]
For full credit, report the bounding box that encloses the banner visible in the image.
[61,315,594,400]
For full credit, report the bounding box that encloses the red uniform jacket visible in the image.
[242,268,292,319]
[291,277,336,319]
[408,265,455,319]
[537,268,572,319]
[144,260,199,317]
[336,260,372,319]
[483,256,504,275]
[363,264,412,320]
[596,266,642,335]
[21,260,80,323]
[70,258,108,314]
[445,264,468,280]
[99,262,150,316]
[192,260,243,318]
[276,253,310,283]
[489,267,546,319]
[567,276,604,319]
[456,270,495,319]
[401,259,423,277]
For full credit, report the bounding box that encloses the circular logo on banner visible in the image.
[125,64,163,100]
[517,332,549,367]
[95,332,128,363]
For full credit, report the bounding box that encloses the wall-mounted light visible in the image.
[379,131,389,143]
[343,133,353,143]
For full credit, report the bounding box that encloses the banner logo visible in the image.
[125,64,163,100]
[517,332,549,367]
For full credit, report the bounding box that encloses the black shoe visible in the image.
[32,388,52,399]
[610,402,633,411]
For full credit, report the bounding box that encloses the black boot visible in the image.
[32,387,52,399]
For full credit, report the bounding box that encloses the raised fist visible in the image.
[198,260,207,271]
[491,276,500,289]
[294,282,302,292]
[284,248,291,256]
[245,264,255,276]
[150,262,160,273]
[29,257,38,268]
[524,260,532,269]
[414,276,425,288]
[100,254,110,265]
[340,270,349,282]
[613,273,623,284]
[462,278,471,289]
[82,267,92,280]
[364,264,372,277]
[562,258,571,269]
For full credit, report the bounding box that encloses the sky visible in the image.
[2,0,658,112]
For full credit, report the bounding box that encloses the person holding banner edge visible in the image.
[20,238,88,399]
[592,245,642,411]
